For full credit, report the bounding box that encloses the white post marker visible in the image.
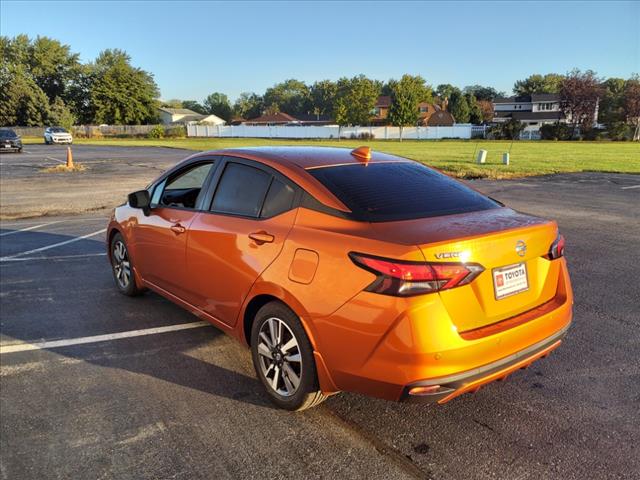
[476,149,487,164]
[503,152,510,165]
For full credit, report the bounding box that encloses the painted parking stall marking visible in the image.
[0,228,107,261]
[0,321,211,354]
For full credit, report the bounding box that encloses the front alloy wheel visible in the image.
[110,233,144,296]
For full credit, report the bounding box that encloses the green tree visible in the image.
[182,100,207,115]
[599,77,627,125]
[263,79,311,116]
[232,92,263,119]
[513,73,564,96]
[387,74,432,140]
[310,80,337,118]
[29,36,80,101]
[0,65,50,126]
[162,99,183,109]
[435,84,459,103]
[449,91,470,123]
[466,94,483,124]
[333,75,381,128]
[463,85,503,101]
[48,97,75,129]
[90,49,159,124]
[203,92,232,121]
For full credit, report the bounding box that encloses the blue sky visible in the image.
[1,1,638,101]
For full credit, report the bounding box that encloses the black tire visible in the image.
[17,148,22,154]
[110,232,145,296]
[251,301,327,411]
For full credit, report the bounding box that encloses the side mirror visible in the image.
[128,190,151,215]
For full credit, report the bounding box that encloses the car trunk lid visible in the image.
[369,208,560,332]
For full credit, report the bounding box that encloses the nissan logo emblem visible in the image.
[516,240,527,257]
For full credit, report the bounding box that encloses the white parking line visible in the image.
[0,228,106,260]
[621,185,640,190]
[0,252,107,263]
[0,221,63,237]
[0,321,210,354]
[0,217,106,228]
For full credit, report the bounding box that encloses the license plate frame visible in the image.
[492,262,529,300]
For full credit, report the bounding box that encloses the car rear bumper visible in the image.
[313,258,573,402]
[399,324,568,403]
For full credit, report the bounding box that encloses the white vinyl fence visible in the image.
[188,124,483,140]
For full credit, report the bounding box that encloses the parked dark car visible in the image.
[0,129,23,153]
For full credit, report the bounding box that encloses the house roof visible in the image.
[293,114,334,123]
[245,112,298,123]
[494,93,560,104]
[531,93,560,102]
[494,111,564,121]
[376,96,392,107]
[158,107,201,115]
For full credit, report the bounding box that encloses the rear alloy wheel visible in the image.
[110,233,144,296]
[251,302,327,411]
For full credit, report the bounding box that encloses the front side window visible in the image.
[159,162,214,209]
[211,163,271,217]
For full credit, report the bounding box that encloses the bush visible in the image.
[164,125,186,138]
[147,125,165,139]
[606,122,633,141]
[540,122,572,141]
[581,128,607,141]
[358,132,375,140]
[489,119,525,140]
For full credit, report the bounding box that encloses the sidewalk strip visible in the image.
[0,221,63,237]
[0,321,211,354]
[621,185,640,190]
[0,228,107,260]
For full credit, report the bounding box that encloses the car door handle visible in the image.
[170,223,186,235]
[249,231,274,244]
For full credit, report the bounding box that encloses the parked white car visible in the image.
[44,127,73,145]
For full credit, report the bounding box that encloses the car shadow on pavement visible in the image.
[0,230,277,410]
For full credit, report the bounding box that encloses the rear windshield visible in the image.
[308,161,499,222]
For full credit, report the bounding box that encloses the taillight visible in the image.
[547,234,565,260]
[349,252,484,297]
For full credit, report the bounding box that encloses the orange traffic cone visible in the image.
[66,146,74,168]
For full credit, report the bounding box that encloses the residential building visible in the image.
[372,96,455,126]
[157,107,225,126]
[492,93,600,135]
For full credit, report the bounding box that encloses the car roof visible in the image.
[185,146,413,213]
[210,146,409,170]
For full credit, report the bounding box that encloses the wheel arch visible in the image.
[240,286,339,394]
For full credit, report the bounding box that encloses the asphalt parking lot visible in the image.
[1,145,639,479]
[0,144,192,219]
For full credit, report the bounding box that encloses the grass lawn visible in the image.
[24,137,639,179]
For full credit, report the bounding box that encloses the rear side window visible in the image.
[309,162,499,221]
[211,163,271,217]
[261,179,296,218]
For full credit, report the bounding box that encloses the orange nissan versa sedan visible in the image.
[107,146,573,411]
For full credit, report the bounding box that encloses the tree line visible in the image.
[1,35,158,127]
[1,35,638,140]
